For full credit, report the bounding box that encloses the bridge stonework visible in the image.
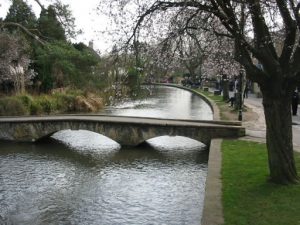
[0,116,245,147]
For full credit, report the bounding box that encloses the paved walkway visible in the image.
[242,93,300,150]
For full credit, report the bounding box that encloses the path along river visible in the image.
[0,85,213,225]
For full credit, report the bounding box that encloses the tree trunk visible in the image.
[262,94,298,184]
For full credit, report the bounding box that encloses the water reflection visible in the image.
[104,86,213,120]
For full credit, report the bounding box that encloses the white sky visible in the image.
[0,0,113,53]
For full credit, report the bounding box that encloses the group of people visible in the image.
[180,74,299,116]
[181,76,201,88]
[226,77,251,107]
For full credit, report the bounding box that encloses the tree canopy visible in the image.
[4,0,37,30]
[38,5,66,41]
[0,0,101,95]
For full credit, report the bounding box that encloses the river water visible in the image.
[0,86,213,225]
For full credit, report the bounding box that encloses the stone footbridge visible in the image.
[0,115,245,147]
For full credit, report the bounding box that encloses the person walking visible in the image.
[292,89,299,115]
[243,80,250,98]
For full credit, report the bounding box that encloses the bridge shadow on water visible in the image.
[0,130,209,169]
[0,133,209,225]
[39,130,208,166]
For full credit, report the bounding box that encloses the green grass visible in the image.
[195,89,232,120]
[197,89,225,105]
[222,140,300,225]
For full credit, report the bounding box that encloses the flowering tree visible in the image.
[100,1,240,84]
[161,11,240,81]
[1,0,97,94]
[0,33,35,94]
[202,37,240,79]
[99,0,300,184]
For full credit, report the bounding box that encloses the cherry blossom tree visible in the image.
[0,33,35,94]
[99,0,300,184]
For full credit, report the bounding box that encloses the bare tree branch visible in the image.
[32,0,46,11]
[127,1,214,45]
[1,22,46,46]
[276,0,297,68]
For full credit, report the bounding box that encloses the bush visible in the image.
[29,101,42,115]
[17,94,33,110]
[0,90,104,116]
[0,97,28,116]
[54,93,76,112]
[38,96,54,114]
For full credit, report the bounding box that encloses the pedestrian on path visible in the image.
[226,96,235,107]
[243,80,250,98]
[292,89,299,115]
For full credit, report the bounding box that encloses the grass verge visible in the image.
[197,89,225,106]
[222,139,300,225]
[196,89,236,120]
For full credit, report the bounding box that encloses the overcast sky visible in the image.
[0,0,113,53]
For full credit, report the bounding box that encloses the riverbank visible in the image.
[0,89,105,116]
[196,88,257,122]
[0,85,157,116]
[198,87,300,225]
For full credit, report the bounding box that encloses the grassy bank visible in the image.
[195,89,237,120]
[222,140,300,225]
[197,87,300,224]
[0,90,105,116]
[196,88,257,122]
[0,85,153,116]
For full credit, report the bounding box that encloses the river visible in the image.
[0,85,213,225]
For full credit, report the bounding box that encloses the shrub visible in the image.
[17,94,33,110]
[0,89,105,116]
[37,96,55,114]
[29,101,42,115]
[0,97,27,116]
[54,93,76,112]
